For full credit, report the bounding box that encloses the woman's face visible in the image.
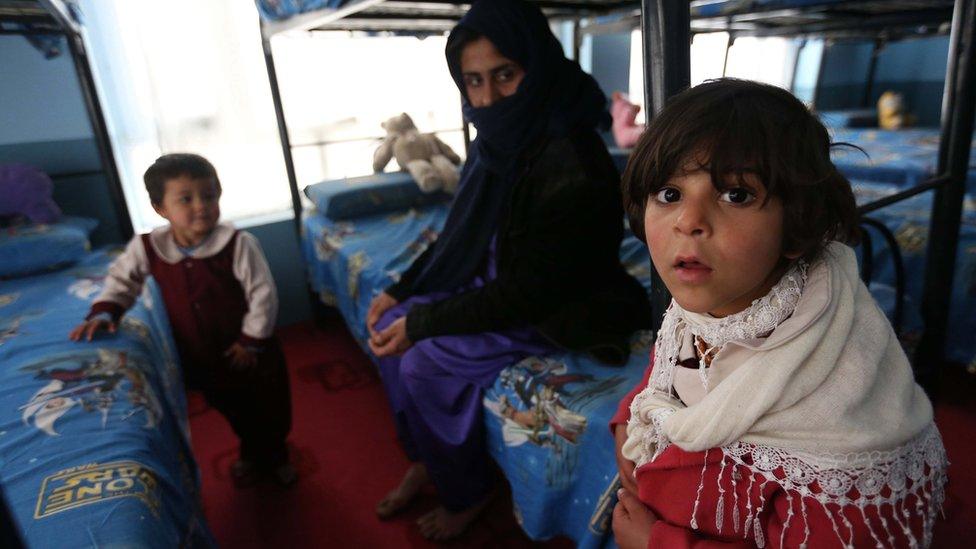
[460,36,525,108]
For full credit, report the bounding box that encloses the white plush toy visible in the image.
[373,113,462,194]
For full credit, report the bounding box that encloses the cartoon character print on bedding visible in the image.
[315,222,356,261]
[484,357,628,488]
[386,226,440,283]
[20,349,162,436]
[1,311,45,345]
[347,251,371,302]
[67,271,106,301]
[0,293,19,308]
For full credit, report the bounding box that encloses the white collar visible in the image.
[147,222,236,264]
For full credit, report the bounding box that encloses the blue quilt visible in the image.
[852,180,976,367]
[0,250,213,548]
[831,128,976,193]
[301,206,653,548]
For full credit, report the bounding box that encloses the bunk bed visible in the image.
[0,246,213,548]
[0,0,132,242]
[0,2,212,545]
[682,0,976,376]
[591,0,976,368]
[260,0,975,546]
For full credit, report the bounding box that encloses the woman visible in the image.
[366,0,652,540]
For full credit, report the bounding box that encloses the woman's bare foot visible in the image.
[376,463,429,519]
[416,491,494,541]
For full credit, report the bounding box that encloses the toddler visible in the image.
[70,153,295,486]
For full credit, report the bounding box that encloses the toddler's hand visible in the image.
[69,318,116,341]
[225,342,258,370]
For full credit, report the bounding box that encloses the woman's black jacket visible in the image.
[386,127,652,365]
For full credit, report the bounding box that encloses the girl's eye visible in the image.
[179,196,191,204]
[654,187,681,204]
[464,75,482,87]
[720,187,756,204]
[496,69,514,82]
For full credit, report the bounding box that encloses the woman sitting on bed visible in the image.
[365,0,651,540]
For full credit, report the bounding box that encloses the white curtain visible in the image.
[78,0,290,232]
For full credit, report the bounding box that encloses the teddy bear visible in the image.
[373,113,462,194]
[878,91,916,130]
[0,163,61,226]
[610,91,645,149]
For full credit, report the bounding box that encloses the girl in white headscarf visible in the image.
[610,78,947,549]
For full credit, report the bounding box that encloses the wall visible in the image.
[0,35,124,246]
[816,36,949,127]
[242,217,312,327]
[815,40,875,111]
[589,32,632,99]
[582,30,632,145]
[873,36,949,127]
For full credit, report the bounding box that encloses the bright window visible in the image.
[725,36,799,89]
[80,0,292,232]
[629,30,800,118]
[269,32,466,196]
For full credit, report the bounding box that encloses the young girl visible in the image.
[610,79,947,548]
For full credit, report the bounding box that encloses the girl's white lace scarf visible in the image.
[623,243,947,547]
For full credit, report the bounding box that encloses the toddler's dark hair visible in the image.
[622,78,859,263]
[144,153,221,206]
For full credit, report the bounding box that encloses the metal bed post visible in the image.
[862,38,882,108]
[914,0,976,392]
[260,31,304,236]
[641,0,690,332]
[49,6,134,241]
[721,32,732,77]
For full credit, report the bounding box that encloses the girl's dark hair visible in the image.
[622,78,859,263]
[143,153,221,206]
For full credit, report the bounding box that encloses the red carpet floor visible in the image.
[188,319,974,547]
[188,319,571,548]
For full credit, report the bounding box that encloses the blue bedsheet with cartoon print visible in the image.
[0,249,213,548]
[822,128,976,367]
[831,128,976,194]
[301,205,653,548]
[851,180,976,368]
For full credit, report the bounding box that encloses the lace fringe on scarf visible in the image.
[713,426,945,548]
[625,260,948,547]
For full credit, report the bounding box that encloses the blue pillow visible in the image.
[0,216,98,278]
[304,171,452,220]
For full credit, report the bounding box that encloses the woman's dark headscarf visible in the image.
[408,0,610,295]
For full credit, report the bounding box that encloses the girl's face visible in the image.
[460,36,525,108]
[643,162,797,318]
[153,176,220,247]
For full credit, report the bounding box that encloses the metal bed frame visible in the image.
[0,0,133,241]
[260,0,975,393]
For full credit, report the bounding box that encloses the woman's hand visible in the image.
[368,317,413,357]
[69,318,116,341]
[367,291,399,338]
[614,423,639,496]
[612,488,658,549]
